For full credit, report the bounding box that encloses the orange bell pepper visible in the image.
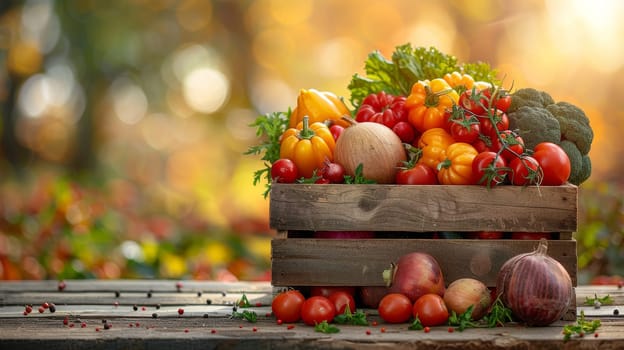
[280,116,335,178]
[437,142,478,185]
[405,78,459,133]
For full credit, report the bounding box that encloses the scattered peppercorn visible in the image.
[175,281,183,291]
[147,290,152,298]
[614,309,620,316]
[155,304,161,310]
[252,327,258,332]
[81,322,87,328]
[58,281,66,291]
[115,291,120,298]
[95,327,100,332]
[133,305,138,311]
[48,304,56,313]
[197,291,202,297]
[152,313,158,319]
[206,299,212,305]
[63,317,69,326]
[221,291,227,297]
[211,329,217,334]
[178,308,184,316]
[135,322,140,327]
[203,313,209,318]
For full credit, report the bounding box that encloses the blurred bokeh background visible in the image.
[0,0,622,283]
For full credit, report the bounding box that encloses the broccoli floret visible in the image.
[508,88,556,112]
[558,140,592,185]
[546,102,593,155]
[508,106,561,150]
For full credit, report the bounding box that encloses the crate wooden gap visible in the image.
[270,183,578,320]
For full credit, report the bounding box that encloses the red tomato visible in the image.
[396,163,438,185]
[494,93,512,113]
[328,291,356,314]
[271,159,299,183]
[412,293,449,327]
[378,293,413,324]
[472,136,492,153]
[491,130,525,162]
[478,109,509,139]
[310,286,356,299]
[509,156,541,186]
[449,116,481,144]
[471,151,508,187]
[464,231,504,239]
[458,89,487,115]
[300,296,336,326]
[356,91,407,129]
[511,232,553,240]
[392,121,416,143]
[329,125,344,141]
[532,142,571,186]
[271,290,305,323]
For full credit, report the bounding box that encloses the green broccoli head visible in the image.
[508,88,556,112]
[546,102,593,155]
[508,106,561,150]
[558,140,592,185]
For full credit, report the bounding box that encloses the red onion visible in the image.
[496,239,573,326]
[383,252,445,303]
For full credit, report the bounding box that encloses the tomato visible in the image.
[509,155,541,186]
[464,231,504,239]
[511,232,553,240]
[396,163,438,185]
[328,291,356,314]
[412,294,449,327]
[300,296,336,326]
[329,124,344,141]
[458,88,487,116]
[392,121,417,143]
[449,115,481,144]
[356,91,407,129]
[472,136,492,153]
[437,142,478,185]
[271,159,299,183]
[532,142,571,186]
[271,290,306,323]
[478,109,509,139]
[471,151,508,187]
[378,293,413,324]
[310,286,356,299]
[491,130,525,162]
[494,93,511,113]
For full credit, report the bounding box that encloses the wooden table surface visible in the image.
[1,280,623,350]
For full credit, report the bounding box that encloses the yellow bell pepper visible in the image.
[436,142,478,185]
[443,71,475,94]
[289,89,351,128]
[280,116,335,178]
[416,128,455,172]
[405,78,459,133]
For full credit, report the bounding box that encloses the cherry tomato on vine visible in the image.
[300,296,336,326]
[494,93,512,113]
[271,290,306,323]
[449,116,481,144]
[472,151,509,187]
[509,155,541,186]
[491,130,525,162]
[458,89,488,116]
[532,142,571,186]
[328,291,356,314]
[378,293,413,324]
[271,159,299,183]
[478,109,509,139]
[472,136,492,153]
[412,293,449,327]
[396,163,438,185]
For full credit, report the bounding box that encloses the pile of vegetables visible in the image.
[246,44,594,197]
[270,240,583,335]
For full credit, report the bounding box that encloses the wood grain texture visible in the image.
[270,184,578,232]
[271,238,577,287]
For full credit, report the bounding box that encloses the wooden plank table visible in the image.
[1,280,623,349]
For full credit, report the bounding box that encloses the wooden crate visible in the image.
[269,183,578,320]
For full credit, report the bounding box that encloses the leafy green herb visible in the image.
[333,306,368,326]
[448,305,478,331]
[237,293,251,308]
[343,164,376,184]
[408,316,424,330]
[584,293,614,307]
[483,298,514,328]
[563,311,601,341]
[231,310,258,323]
[314,320,340,333]
[348,44,499,108]
[244,110,291,198]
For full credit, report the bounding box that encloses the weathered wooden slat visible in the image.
[270,183,578,232]
[271,238,577,287]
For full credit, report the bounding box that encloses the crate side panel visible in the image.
[270,184,578,232]
[271,239,577,287]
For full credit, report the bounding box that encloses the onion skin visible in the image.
[444,278,492,321]
[334,117,407,184]
[383,252,445,303]
[496,239,573,326]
